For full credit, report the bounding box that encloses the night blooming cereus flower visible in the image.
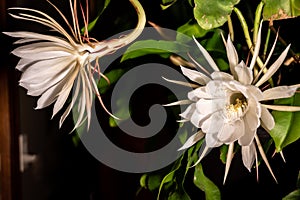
[165,22,300,183]
[4,0,146,130]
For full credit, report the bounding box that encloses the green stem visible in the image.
[233,7,273,86]
[263,27,271,61]
[227,15,234,41]
[253,1,264,44]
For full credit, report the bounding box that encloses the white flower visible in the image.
[4,0,146,130]
[166,22,300,183]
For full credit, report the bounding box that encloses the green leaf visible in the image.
[263,0,300,21]
[283,190,300,200]
[168,188,191,200]
[82,0,111,33]
[220,145,228,164]
[270,93,300,152]
[140,174,163,191]
[161,0,178,10]
[193,0,240,30]
[121,40,190,62]
[176,19,210,42]
[194,163,221,200]
[98,69,125,93]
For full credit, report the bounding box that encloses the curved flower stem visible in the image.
[227,15,234,41]
[253,1,264,45]
[233,7,273,86]
[90,0,146,55]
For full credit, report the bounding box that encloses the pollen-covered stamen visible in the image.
[225,92,248,122]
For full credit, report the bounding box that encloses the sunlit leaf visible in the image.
[270,93,300,152]
[194,163,221,200]
[140,174,163,191]
[263,0,300,21]
[193,0,240,30]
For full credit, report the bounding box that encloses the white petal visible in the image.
[226,35,239,78]
[238,117,256,146]
[244,101,260,131]
[193,36,219,72]
[178,130,205,151]
[180,66,211,85]
[201,112,224,134]
[205,133,222,147]
[206,80,226,97]
[190,109,207,128]
[241,142,257,172]
[180,103,196,120]
[262,85,300,101]
[255,44,291,87]
[196,99,221,115]
[210,71,234,81]
[163,100,192,106]
[260,106,275,130]
[218,120,245,144]
[235,61,253,85]
[187,87,211,101]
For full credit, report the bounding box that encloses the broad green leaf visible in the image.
[270,93,300,152]
[263,0,300,21]
[121,40,190,62]
[193,0,240,30]
[194,164,221,200]
[176,19,210,42]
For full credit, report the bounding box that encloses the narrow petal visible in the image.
[249,21,262,70]
[162,76,199,88]
[255,44,291,87]
[180,66,211,85]
[261,104,300,112]
[163,100,193,106]
[193,36,219,72]
[178,130,205,151]
[241,142,257,172]
[262,85,300,101]
[260,106,275,130]
[235,61,253,85]
[226,35,239,78]
[223,143,234,184]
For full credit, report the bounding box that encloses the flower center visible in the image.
[225,92,248,122]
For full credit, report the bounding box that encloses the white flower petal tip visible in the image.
[6,0,146,130]
[223,143,234,185]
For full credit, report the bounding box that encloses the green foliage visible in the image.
[282,171,300,200]
[121,40,190,62]
[194,164,221,200]
[176,19,210,42]
[81,0,111,33]
[193,0,240,30]
[270,93,300,152]
[263,0,300,21]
